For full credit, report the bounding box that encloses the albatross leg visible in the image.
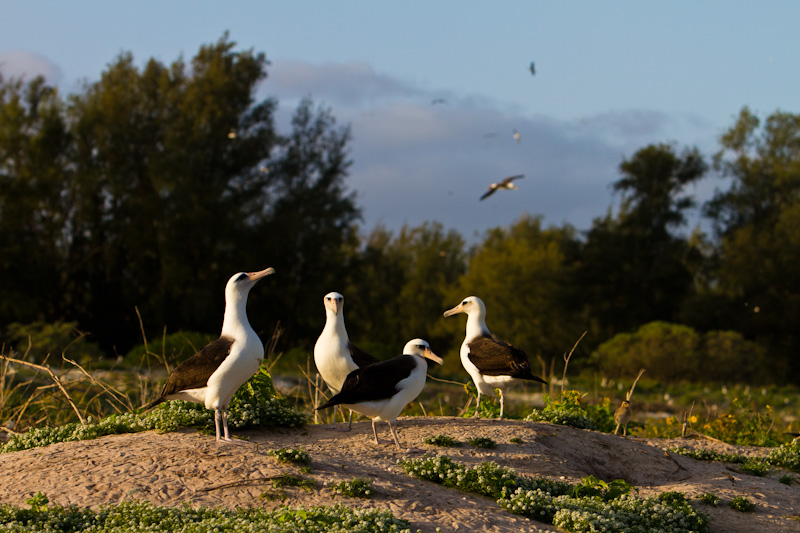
[473,391,482,419]
[371,419,381,444]
[499,390,505,420]
[388,420,406,451]
[214,409,223,441]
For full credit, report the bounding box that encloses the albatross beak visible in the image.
[424,347,444,365]
[443,303,463,317]
[247,267,275,282]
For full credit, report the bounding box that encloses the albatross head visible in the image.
[323,292,344,316]
[443,296,486,318]
[402,338,443,365]
[225,267,275,303]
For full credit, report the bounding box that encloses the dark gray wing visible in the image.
[317,355,417,409]
[347,342,381,368]
[467,336,546,383]
[159,336,235,397]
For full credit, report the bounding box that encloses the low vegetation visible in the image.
[399,455,710,533]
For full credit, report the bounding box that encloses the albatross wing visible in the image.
[159,336,235,396]
[466,336,546,383]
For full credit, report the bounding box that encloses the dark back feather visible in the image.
[159,336,235,397]
[467,336,546,383]
[317,355,418,409]
[347,342,381,367]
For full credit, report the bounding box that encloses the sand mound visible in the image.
[1,418,798,532]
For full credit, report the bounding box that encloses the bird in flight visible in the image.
[479,175,524,201]
[530,61,536,75]
[513,129,521,143]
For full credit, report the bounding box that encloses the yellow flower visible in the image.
[689,415,698,424]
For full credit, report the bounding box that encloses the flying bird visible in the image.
[143,267,275,442]
[316,338,442,450]
[529,61,536,75]
[479,174,524,201]
[314,292,380,429]
[431,98,447,105]
[444,296,546,419]
[513,129,521,143]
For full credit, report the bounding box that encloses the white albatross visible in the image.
[313,292,380,429]
[443,296,546,419]
[143,267,275,441]
[479,174,524,201]
[316,338,443,450]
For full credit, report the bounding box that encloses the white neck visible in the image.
[465,311,491,341]
[221,290,255,339]
[322,309,349,342]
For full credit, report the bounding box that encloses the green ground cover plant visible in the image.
[0,498,412,532]
[423,434,459,447]
[399,455,710,533]
[330,478,373,499]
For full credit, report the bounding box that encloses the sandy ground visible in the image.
[1,418,799,532]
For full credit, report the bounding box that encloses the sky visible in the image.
[1,1,798,241]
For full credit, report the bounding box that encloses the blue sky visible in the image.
[2,1,798,240]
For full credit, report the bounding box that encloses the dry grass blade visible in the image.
[62,355,133,412]
[626,368,646,402]
[0,342,86,424]
[561,331,587,396]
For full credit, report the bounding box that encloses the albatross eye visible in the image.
[236,273,248,282]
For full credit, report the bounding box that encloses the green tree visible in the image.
[343,222,467,357]
[702,107,800,376]
[0,35,360,354]
[449,215,581,366]
[575,144,707,339]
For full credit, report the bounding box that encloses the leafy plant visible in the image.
[331,478,373,499]
[272,475,315,491]
[468,436,496,449]
[269,447,311,465]
[0,498,410,532]
[424,434,459,447]
[729,496,756,513]
[525,390,597,430]
[509,437,524,444]
[571,475,635,501]
[779,474,796,485]
[696,492,720,506]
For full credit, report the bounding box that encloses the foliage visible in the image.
[4,321,104,364]
[779,474,796,485]
[269,447,312,465]
[271,475,315,491]
[468,436,496,449]
[767,439,800,472]
[570,475,635,501]
[594,322,768,383]
[696,493,720,506]
[525,390,612,431]
[330,478,373,499]
[729,496,756,513]
[699,397,777,446]
[123,331,214,368]
[1,365,306,453]
[0,35,360,354]
[0,499,412,532]
[423,434,459,447]
[400,455,709,533]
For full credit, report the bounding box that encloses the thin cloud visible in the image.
[0,50,63,84]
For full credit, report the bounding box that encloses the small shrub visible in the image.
[739,459,770,477]
[272,475,315,492]
[779,474,796,485]
[269,448,311,465]
[424,434,459,447]
[767,439,800,472]
[468,436,496,449]
[696,492,720,506]
[509,437,524,444]
[729,496,757,513]
[331,478,373,499]
[525,390,596,430]
[571,475,635,501]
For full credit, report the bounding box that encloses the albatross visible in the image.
[143,267,275,441]
[443,296,546,419]
[316,338,442,450]
[479,174,524,201]
[313,292,380,429]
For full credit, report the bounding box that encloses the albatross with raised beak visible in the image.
[143,267,275,442]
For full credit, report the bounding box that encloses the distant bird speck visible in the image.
[529,61,536,75]
[479,175,524,201]
[513,129,521,143]
[431,98,447,105]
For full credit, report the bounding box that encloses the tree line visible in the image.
[1,36,798,383]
